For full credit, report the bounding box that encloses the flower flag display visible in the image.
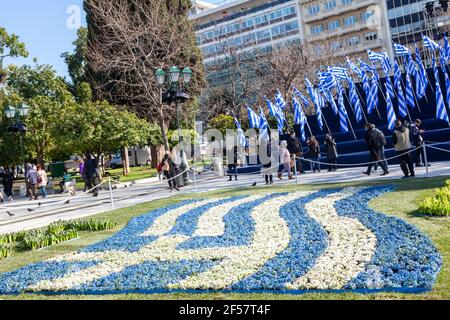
[0,187,442,295]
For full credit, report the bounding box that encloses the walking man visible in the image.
[85,154,100,197]
[26,164,39,201]
[392,120,415,179]
[363,123,389,176]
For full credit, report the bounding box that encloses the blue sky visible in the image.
[1,0,85,79]
[0,0,226,79]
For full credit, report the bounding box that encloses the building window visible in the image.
[348,36,360,45]
[269,10,283,21]
[256,29,271,42]
[283,6,296,17]
[255,14,268,25]
[328,20,340,31]
[361,10,375,22]
[342,0,353,5]
[331,40,342,49]
[311,24,323,34]
[308,4,320,16]
[344,15,357,26]
[285,21,299,32]
[324,0,337,11]
[364,32,378,41]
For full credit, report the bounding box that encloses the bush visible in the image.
[0,244,12,260]
[0,231,27,244]
[64,219,117,232]
[418,186,450,217]
[21,229,79,251]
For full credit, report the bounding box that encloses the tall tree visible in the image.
[83,0,206,151]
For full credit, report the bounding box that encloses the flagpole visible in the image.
[322,113,331,134]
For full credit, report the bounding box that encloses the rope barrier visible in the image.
[427,145,450,153]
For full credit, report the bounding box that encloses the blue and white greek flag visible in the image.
[266,98,279,119]
[393,59,402,88]
[394,43,410,56]
[406,54,418,78]
[275,89,287,110]
[386,76,395,99]
[259,107,269,141]
[324,90,338,115]
[293,86,310,106]
[433,57,440,83]
[233,115,247,147]
[347,57,363,78]
[435,75,450,122]
[405,74,415,109]
[247,107,261,129]
[396,82,408,118]
[337,85,348,133]
[368,76,378,114]
[386,84,397,131]
[440,53,450,108]
[415,46,429,98]
[367,49,385,62]
[383,51,392,72]
[306,78,324,131]
[423,35,440,51]
[329,67,348,80]
[293,95,306,142]
[349,78,363,123]
[444,35,450,61]
[318,72,337,90]
[360,59,375,73]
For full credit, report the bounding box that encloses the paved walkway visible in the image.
[0,161,449,234]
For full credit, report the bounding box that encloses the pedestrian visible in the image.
[373,124,389,173]
[3,167,14,201]
[59,169,73,194]
[227,146,238,181]
[157,162,163,181]
[363,123,389,176]
[306,136,321,173]
[261,138,274,185]
[287,131,304,175]
[392,120,415,179]
[277,141,293,180]
[161,153,180,192]
[36,165,48,199]
[79,159,87,192]
[409,119,427,167]
[85,154,100,197]
[324,133,338,172]
[26,164,39,201]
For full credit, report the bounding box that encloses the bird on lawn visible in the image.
[38,202,42,207]
[7,211,15,217]
[27,208,35,213]
[64,200,71,205]
[251,182,257,187]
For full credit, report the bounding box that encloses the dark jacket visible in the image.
[287,136,303,155]
[325,138,338,160]
[365,128,383,161]
[306,141,320,158]
[2,171,13,188]
[84,159,98,178]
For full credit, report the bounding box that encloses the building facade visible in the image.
[388,0,449,46]
[298,0,394,60]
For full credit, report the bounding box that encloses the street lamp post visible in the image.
[5,104,29,177]
[155,66,193,185]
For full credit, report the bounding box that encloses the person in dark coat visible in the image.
[2,167,14,201]
[363,123,389,176]
[85,154,100,197]
[287,131,304,174]
[409,119,427,167]
[227,146,238,181]
[261,138,274,185]
[161,153,180,192]
[324,133,338,171]
[306,136,321,173]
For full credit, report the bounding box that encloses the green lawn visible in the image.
[1,176,449,300]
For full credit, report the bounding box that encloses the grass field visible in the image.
[1,176,449,300]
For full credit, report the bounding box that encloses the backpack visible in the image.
[374,129,387,147]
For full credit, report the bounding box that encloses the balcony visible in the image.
[306,21,376,41]
[303,0,378,23]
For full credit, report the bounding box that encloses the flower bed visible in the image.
[0,187,442,295]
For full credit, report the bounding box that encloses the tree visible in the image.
[83,0,206,151]
[0,27,29,71]
[208,115,235,136]
[61,27,89,99]
[4,62,73,165]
